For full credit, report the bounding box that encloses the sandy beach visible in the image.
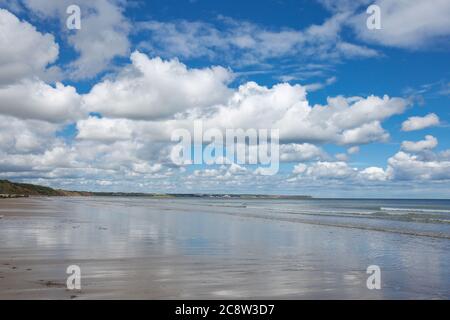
[0,197,449,299]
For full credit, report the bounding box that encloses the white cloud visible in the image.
[192,163,247,180]
[387,151,450,181]
[280,143,327,162]
[340,121,389,144]
[138,14,377,68]
[304,76,337,92]
[76,117,133,142]
[0,144,78,173]
[0,79,81,122]
[335,41,378,57]
[350,0,450,49]
[335,153,348,161]
[401,113,440,131]
[0,9,59,84]
[401,135,438,153]
[193,169,221,178]
[206,82,407,145]
[294,161,357,179]
[83,52,233,120]
[253,167,277,176]
[0,115,58,154]
[347,146,360,154]
[0,9,81,123]
[65,0,130,79]
[288,144,450,184]
[19,0,130,79]
[132,162,162,174]
[228,163,247,175]
[358,166,388,181]
[79,65,407,154]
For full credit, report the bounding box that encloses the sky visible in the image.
[0,0,449,197]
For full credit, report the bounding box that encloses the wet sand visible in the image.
[0,197,449,299]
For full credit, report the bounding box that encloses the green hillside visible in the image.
[0,180,312,199]
[0,180,64,196]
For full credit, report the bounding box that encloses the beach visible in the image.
[0,197,449,299]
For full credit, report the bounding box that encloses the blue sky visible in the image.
[0,0,449,197]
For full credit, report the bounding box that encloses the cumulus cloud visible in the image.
[191,163,248,181]
[0,143,78,173]
[79,55,408,159]
[280,143,328,162]
[0,9,59,84]
[0,79,81,122]
[64,0,130,79]
[293,161,357,179]
[401,113,440,131]
[358,166,388,181]
[0,9,82,123]
[131,162,162,175]
[83,52,233,120]
[76,56,409,169]
[0,115,59,154]
[289,144,450,185]
[340,121,389,144]
[0,137,167,181]
[76,117,134,142]
[401,135,438,153]
[387,151,450,181]
[17,0,130,79]
[206,82,407,145]
[350,0,450,49]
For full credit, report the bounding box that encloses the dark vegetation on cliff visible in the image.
[0,180,312,199]
[0,180,89,197]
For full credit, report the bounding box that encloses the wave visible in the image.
[188,202,450,225]
[380,207,450,214]
[200,203,450,224]
[195,208,450,240]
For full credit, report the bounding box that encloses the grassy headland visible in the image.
[0,180,311,199]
